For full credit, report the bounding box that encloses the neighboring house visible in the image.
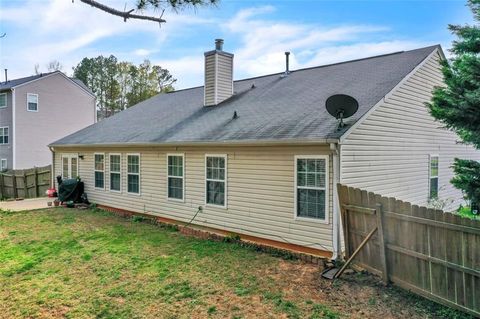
[49,40,480,259]
[0,71,96,170]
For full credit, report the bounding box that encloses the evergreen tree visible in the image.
[73,56,176,119]
[428,0,480,204]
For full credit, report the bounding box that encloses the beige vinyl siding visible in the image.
[204,55,216,106]
[203,53,233,106]
[341,51,480,209]
[216,54,233,103]
[0,91,13,168]
[13,72,95,169]
[54,145,334,251]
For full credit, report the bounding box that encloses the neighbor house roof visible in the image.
[0,71,94,96]
[0,72,56,91]
[51,45,441,147]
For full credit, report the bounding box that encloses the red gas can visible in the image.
[46,188,57,198]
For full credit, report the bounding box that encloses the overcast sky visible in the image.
[0,0,473,89]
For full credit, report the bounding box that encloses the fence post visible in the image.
[23,171,28,199]
[375,203,389,283]
[34,168,39,197]
[12,173,17,199]
[343,208,351,258]
[0,173,4,198]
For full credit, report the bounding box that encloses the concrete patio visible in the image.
[0,197,54,212]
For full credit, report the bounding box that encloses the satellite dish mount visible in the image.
[325,94,359,130]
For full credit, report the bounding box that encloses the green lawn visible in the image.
[0,208,472,319]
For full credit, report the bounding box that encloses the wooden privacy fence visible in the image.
[0,165,51,199]
[337,184,480,317]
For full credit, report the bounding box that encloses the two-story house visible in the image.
[0,71,96,170]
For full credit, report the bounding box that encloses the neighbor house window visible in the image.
[295,156,328,221]
[429,155,439,199]
[0,93,6,108]
[167,154,184,200]
[109,154,121,192]
[127,154,140,194]
[27,93,38,111]
[94,153,105,189]
[0,127,8,144]
[61,154,78,179]
[206,155,226,207]
[0,159,7,171]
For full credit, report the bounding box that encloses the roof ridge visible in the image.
[6,71,57,82]
[168,45,439,94]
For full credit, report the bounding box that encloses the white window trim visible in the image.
[294,155,330,224]
[126,153,141,195]
[0,126,9,145]
[429,154,439,199]
[94,153,105,190]
[0,93,7,108]
[0,158,7,170]
[167,153,185,202]
[61,154,79,179]
[205,154,228,209]
[109,153,122,193]
[26,93,39,112]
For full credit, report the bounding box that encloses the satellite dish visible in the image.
[326,94,359,129]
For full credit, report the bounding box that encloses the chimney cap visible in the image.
[215,39,224,51]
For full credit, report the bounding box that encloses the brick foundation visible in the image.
[97,204,331,266]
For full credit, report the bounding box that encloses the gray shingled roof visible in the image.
[0,71,92,96]
[0,72,56,91]
[51,45,439,146]
[70,78,94,95]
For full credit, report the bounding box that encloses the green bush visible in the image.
[457,206,480,220]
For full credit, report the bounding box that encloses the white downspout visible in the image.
[330,142,341,260]
[49,147,55,188]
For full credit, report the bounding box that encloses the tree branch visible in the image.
[78,0,166,23]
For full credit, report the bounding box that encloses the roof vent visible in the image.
[280,52,291,78]
[204,39,234,106]
[285,52,290,75]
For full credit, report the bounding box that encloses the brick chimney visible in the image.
[204,39,234,106]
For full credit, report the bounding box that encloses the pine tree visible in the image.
[428,0,480,205]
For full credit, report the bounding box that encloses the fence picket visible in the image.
[0,165,51,199]
[338,184,480,317]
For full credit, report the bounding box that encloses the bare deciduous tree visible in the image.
[47,60,63,72]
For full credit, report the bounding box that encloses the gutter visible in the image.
[49,138,340,149]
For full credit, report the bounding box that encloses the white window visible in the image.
[0,93,6,108]
[27,93,38,111]
[61,154,78,179]
[167,154,184,201]
[109,154,121,192]
[0,127,8,144]
[94,153,105,189]
[295,155,329,222]
[127,154,140,194]
[205,155,227,207]
[429,155,439,199]
[0,159,7,171]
